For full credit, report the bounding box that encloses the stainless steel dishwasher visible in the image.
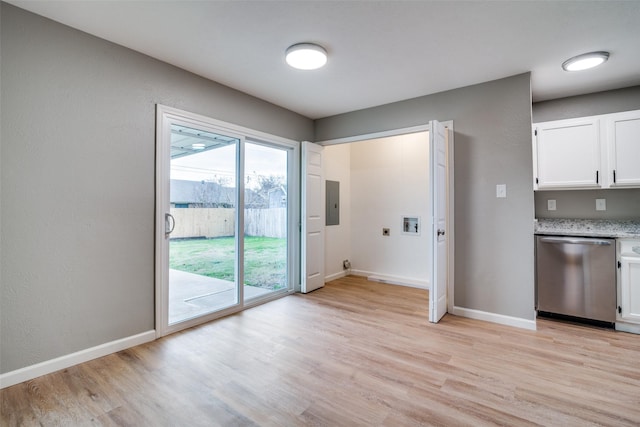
[536,235,616,325]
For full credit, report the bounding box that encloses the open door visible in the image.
[430,120,448,322]
[301,141,325,293]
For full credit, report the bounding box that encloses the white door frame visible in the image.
[155,105,300,338]
[316,121,455,318]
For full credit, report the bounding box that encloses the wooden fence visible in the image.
[170,208,286,239]
[245,208,286,238]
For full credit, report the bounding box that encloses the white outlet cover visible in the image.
[596,199,606,211]
[496,184,507,198]
[547,199,556,211]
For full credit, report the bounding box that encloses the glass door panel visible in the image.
[168,124,240,324]
[243,142,289,301]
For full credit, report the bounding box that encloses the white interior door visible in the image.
[301,141,325,293]
[430,120,448,322]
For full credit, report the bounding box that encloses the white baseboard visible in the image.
[452,306,537,331]
[350,269,429,289]
[615,322,640,335]
[0,330,156,389]
[325,270,349,282]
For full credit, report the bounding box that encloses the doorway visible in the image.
[156,106,299,337]
[324,132,431,286]
[315,121,454,322]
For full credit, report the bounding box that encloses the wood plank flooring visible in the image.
[3,275,640,426]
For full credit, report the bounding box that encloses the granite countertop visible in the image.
[534,218,640,238]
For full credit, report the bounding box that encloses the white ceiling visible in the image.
[7,0,640,119]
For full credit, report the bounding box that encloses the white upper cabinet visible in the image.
[533,109,640,190]
[608,110,640,187]
[533,118,601,190]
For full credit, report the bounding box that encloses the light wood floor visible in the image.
[3,275,640,426]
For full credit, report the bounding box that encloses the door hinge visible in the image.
[618,261,622,268]
[534,129,537,136]
[535,177,539,184]
[618,306,622,314]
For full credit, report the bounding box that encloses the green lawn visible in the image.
[170,236,287,290]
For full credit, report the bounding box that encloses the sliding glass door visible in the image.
[243,142,289,301]
[168,124,240,324]
[156,106,298,336]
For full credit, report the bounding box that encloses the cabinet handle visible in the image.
[596,170,599,184]
[613,169,617,184]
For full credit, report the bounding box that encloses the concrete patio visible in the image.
[169,269,272,324]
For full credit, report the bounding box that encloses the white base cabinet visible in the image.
[616,239,640,334]
[533,109,640,191]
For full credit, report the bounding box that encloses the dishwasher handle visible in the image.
[539,236,612,246]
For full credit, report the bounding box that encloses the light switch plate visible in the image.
[596,199,606,211]
[496,184,507,198]
[547,199,556,211]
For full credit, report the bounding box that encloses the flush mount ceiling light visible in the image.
[562,51,609,72]
[285,43,327,70]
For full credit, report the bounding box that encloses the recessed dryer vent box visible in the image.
[402,216,420,236]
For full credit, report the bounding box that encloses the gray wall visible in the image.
[535,190,640,220]
[533,87,640,220]
[316,73,535,321]
[0,2,3,364]
[533,85,640,123]
[0,3,313,374]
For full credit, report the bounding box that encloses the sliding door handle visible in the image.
[165,213,175,235]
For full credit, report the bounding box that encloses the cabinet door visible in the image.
[619,255,640,323]
[608,110,640,187]
[534,118,601,189]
